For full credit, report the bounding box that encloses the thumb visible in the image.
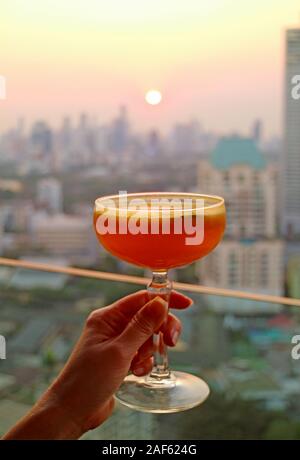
[117,296,168,356]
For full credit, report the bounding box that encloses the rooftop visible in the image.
[211,136,266,170]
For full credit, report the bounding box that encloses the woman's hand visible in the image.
[3,290,192,439]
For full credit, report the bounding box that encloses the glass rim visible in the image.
[94,192,225,213]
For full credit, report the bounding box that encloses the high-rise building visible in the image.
[197,136,284,304]
[282,27,300,237]
[109,106,130,154]
[75,113,93,166]
[36,178,63,213]
[60,116,72,148]
[145,130,161,157]
[30,121,53,156]
[170,120,202,154]
[251,119,263,147]
[198,136,277,238]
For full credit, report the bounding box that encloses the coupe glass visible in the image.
[94,192,226,413]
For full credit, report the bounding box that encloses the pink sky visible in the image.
[1,0,299,136]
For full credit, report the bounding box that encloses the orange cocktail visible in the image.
[94,193,225,270]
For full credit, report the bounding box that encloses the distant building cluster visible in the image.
[0,107,221,175]
[0,175,96,265]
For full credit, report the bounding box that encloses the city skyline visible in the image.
[0,109,279,145]
[1,1,300,136]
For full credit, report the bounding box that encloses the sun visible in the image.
[145,89,162,105]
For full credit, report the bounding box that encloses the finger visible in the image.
[161,313,182,347]
[131,312,181,364]
[116,297,168,357]
[169,290,193,309]
[114,289,192,314]
[91,290,148,322]
[115,290,148,317]
[132,357,154,376]
[131,337,154,369]
[93,290,192,324]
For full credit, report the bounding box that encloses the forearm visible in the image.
[2,391,83,440]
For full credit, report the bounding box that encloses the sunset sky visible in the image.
[1,0,299,136]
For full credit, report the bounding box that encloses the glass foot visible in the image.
[115,371,210,413]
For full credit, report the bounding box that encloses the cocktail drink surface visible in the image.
[94,194,225,270]
[93,192,226,413]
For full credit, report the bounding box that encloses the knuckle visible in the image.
[86,310,100,328]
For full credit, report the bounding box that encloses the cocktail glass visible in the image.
[94,192,226,413]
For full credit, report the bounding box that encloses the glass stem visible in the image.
[147,271,172,380]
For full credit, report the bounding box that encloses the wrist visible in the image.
[3,390,83,440]
[37,388,85,440]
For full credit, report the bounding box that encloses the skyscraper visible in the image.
[109,106,130,154]
[145,130,161,157]
[282,27,300,237]
[251,119,263,147]
[170,120,202,154]
[36,178,63,214]
[197,136,284,303]
[30,121,53,156]
[198,136,277,239]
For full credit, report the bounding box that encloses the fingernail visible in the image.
[134,367,145,376]
[183,295,193,305]
[171,328,180,345]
